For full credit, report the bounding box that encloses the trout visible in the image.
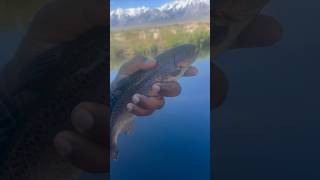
[110,44,198,160]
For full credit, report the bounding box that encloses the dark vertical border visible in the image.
[210,0,214,179]
[106,0,111,178]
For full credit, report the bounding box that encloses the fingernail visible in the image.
[75,109,94,133]
[132,94,140,104]
[152,84,161,94]
[127,103,134,112]
[143,58,156,65]
[55,138,72,156]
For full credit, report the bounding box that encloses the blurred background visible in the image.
[213,0,320,179]
[2,0,320,179]
[0,0,210,179]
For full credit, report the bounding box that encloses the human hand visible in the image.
[0,0,198,173]
[54,55,198,172]
[0,0,283,174]
[111,55,198,116]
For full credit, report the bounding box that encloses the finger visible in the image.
[71,102,108,145]
[156,82,182,97]
[127,103,154,116]
[231,15,283,49]
[133,56,156,71]
[183,66,198,77]
[119,56,156,76]
[149,83,161,97]
[132,94,164,110]
[54,131,108,173]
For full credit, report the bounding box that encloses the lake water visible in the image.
[110,58,211,180]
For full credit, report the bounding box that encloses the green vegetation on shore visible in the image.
[0,1,210,70]
[110,22,210,69]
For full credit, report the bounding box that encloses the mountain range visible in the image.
[110,0,210,28]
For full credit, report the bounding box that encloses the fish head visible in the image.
[154,44,198,81]
[172,44,198,69]
[156,44,198,69]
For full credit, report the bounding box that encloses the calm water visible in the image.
[110,58,211,180]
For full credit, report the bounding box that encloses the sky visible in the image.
[110,0,173,10]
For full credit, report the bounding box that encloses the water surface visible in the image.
[110,58,211,180]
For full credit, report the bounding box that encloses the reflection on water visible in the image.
[110,58,210,180]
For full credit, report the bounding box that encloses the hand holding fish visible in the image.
[111,55,198,116]
[54,53,198,172]
[0,0,284,178]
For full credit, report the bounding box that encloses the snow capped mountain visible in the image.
[159,0,209,11]
[110,0,209,28]
[110,6,150,18]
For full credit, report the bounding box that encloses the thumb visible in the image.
[119,55,157,76]
[111,56,156,91]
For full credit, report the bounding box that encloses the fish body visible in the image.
[110,44,198,160]
[213,0,270,57]
[0,28,107,180]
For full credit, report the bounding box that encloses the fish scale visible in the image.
[110,44,198,160]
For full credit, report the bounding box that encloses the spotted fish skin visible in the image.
[0,27,107,180]
[110,44,198,160]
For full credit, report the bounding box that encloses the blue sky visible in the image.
[110,0,173,10]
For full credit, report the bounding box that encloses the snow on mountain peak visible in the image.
[111,6,150,17]
[126,6,150,16]
[110,0,209,27]
[159,0,210,11]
